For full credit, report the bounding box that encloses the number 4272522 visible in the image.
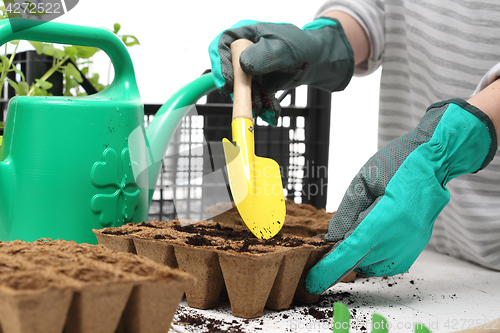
[5,2,62,15]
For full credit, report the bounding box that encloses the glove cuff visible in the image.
[302,16,339,30]
[331,17,355,91]
[302,17,354,92]
[428,98,497,172]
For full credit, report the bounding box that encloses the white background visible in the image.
[19,0,381,211]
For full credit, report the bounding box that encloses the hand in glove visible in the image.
[209,17,354,125]
[305,99,497,295]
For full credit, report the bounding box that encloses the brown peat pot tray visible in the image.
[208,201,358,299]
[95,220,335,319]
[0,239,194,333]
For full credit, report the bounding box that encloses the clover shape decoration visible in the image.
[90,147,141,227]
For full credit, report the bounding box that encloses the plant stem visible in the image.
[27,54,70,96]
[0,41,20,99]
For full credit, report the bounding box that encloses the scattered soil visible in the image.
[174,301,336,333]
[306,307,332,320]
[170,275,428,333]
[175,308,245,333]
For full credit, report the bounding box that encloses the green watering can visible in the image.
[0,19,216,244]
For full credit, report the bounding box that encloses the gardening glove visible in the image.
[305,99,497,295]
[209,17,354,126]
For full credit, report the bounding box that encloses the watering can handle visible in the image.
[0,18,136,93]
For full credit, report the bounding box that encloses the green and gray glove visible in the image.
[305,99,497,295]
[209,17,354,125]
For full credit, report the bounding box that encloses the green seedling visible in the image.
[0,1,140,99]
[332,302,431,333]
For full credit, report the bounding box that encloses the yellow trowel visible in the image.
[222,39,286,239]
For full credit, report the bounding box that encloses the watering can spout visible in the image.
[143,73,216,203]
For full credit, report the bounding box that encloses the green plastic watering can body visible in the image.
[0,19,216,244]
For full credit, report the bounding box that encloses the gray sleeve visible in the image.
[314,0,385,76]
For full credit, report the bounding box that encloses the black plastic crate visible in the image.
[145,84,331,222]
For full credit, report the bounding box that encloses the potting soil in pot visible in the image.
[207,200,335,237]
[0,239,194,333]
[94,220,334,319]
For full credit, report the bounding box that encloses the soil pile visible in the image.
[207,200,334,237]
[0,239,193,333]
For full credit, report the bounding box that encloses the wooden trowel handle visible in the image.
[231,39,254,121]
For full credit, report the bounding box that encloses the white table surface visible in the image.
[170,249,500,333]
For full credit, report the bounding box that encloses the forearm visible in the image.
[467,78,500,145]
[323,10,370,65]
